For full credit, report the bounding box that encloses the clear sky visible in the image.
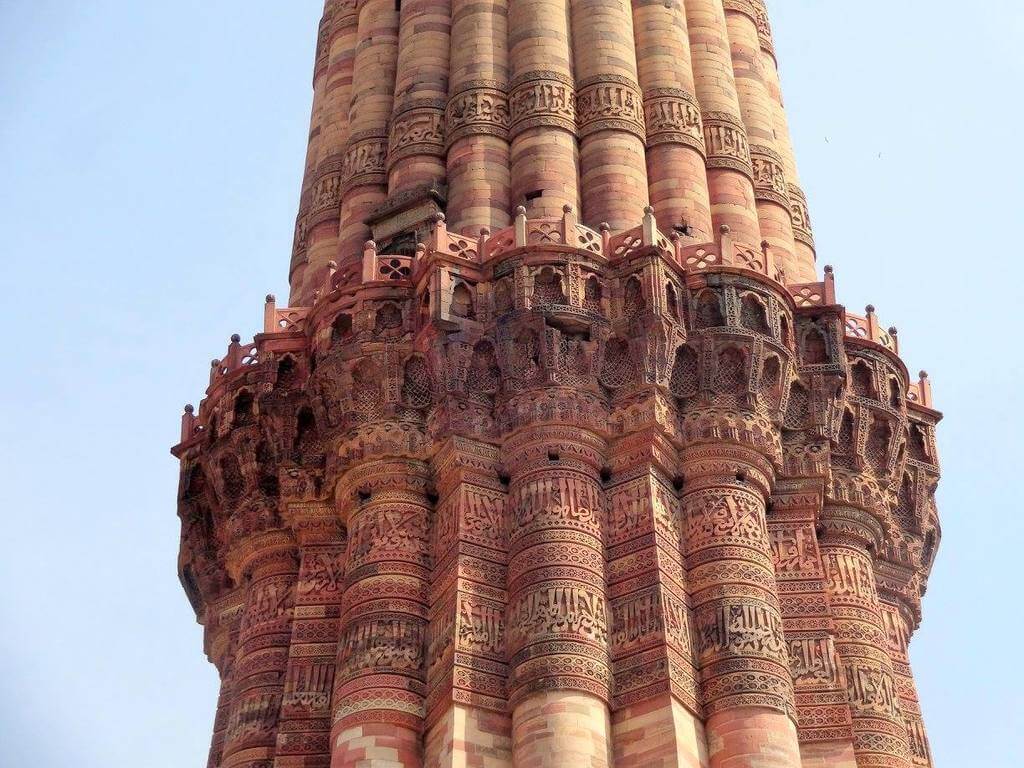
[0,1,1020,765]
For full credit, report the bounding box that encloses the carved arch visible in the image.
[694,289,724,329]
[374,302,403,336]
[451,282,475,320]
[583,275,603,313]
[467,340,501,395]
[888,377,902,409]
[331,313,353,344]
[232,388,255,427]
[780,315,792,348]
[801,324,828,364]
[740,293,770,335]
[623,276,644,319]
[533,267,566,306]
[276,354,301,390]
[851,359,876,399]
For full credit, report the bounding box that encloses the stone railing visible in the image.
[175,209,938,448]
[907,372,934,409]
[789,266,837,308]
[844,304,898,354]
[263,297,309,334]
[209,335,258,387]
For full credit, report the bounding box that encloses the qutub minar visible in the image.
[171,0,942,766]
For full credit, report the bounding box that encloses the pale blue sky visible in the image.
[0,2,1021,766]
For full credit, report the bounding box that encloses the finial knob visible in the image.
[824,264,834,274]
[480,227,490,236]
[919,370,929,379]
[562,204,573,214]
[889,326,898,335]
[643,205,655,215]
[599,222,610,232]
[433,212,446,223]
[265,294,275,303]
[865,304,875,314]
[184,404,195,414]
[515,205,527,216]
[719,224,731,235]
[364,240,376,249]
[230,333,241,343]
[761,239,770,249]
[211,359,220,367]
[327,260,337,270]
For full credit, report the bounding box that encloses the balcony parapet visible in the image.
[172,206,937,454]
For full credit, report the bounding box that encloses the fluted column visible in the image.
[330,461,432,768]
[275,504,348,768]
[631,0,713,240]
[819,506,913,768]
[878,595,932,767]
[222,533,300,768]
[508,0,580,217]
[606,431,705,768]
[751,0,816,281]
[571,0,649,229]
[337,0,400,271]
[290,6,334,302]
[679,443,801,768]
[503,426,612,767]
[424,438,513,768]
[444,0,512,233]
[768,489,857,768]
[206,590,246,768]
[387,0,451,194]
[299,2,360,303]
[683,0,761,245]
[723,0,798,278]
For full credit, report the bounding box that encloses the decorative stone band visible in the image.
[388,98,446,165]
[575,74,646,141]
[751,0,776,58]
[308,155,344,226]
[314,13,331,83]
[208,589,246,671]
[788,183,815,248]
[642,87,705,154]
[722,0,758,23]
[509,70,577,138]
[750,144,790,208]
[291,207,310,274]
[226,530,299,583]
[340,130,388,189]
[332,0,359,29]
[702,111,753,178]
[445,80,511,145]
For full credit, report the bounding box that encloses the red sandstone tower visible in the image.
[172,2,942,766]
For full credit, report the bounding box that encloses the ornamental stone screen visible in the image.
[171,1,942,767]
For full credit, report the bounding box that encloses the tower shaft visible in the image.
[174,3,943,768]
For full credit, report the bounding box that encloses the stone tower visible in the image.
[172,1,942,767]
